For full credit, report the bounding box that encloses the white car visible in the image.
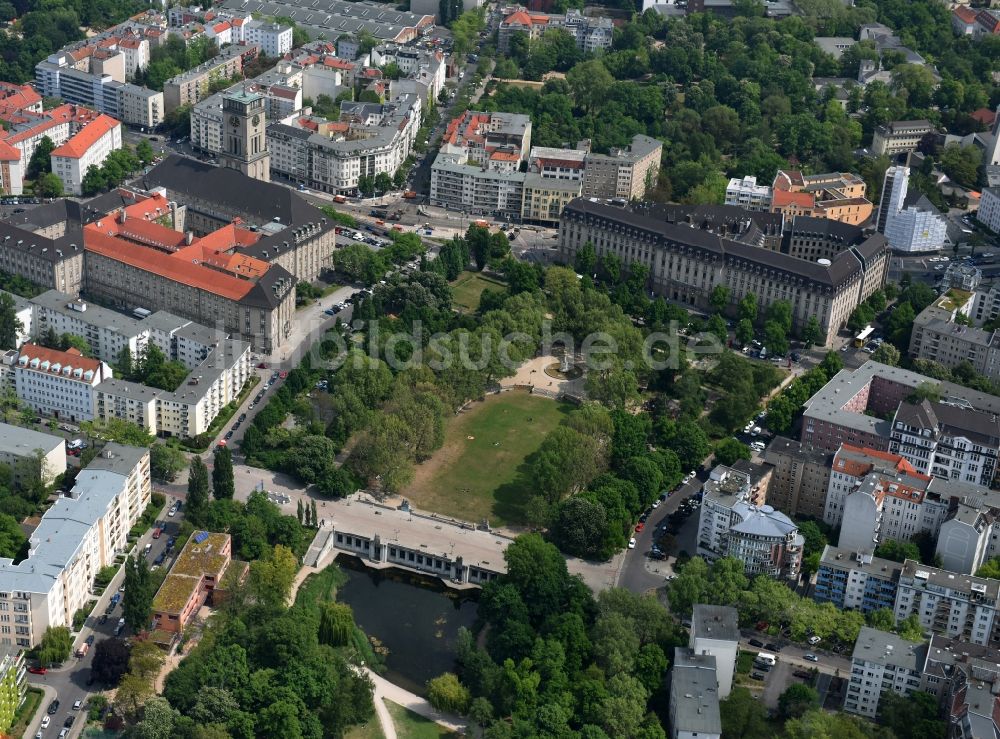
[808,635,822,645]
[751,426,761,436]
[652,500,660,509]
[40,717,50,729]
[628,537,637,549]
[73,699,82,710]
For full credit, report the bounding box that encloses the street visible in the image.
[24,496,187,739]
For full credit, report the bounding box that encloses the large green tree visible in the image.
[122,555,153,633]
[212,445,235,500]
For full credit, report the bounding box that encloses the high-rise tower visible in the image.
[876,165,908,234]
[219,88,270,182]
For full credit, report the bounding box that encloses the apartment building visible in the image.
[725,175,772,212]
[0,646,24,733]
[824,444,947,550]
[521,174,581,224]
[527,146,587,182]
[0,422,66,487]
[268,94,421,194]
[81,191,295,353]
[372,44,447,103]
[689,605,739,699]
[770,170,873,226]
[498,8,613,54]
[117,83,163,130]
[922,637,1000,738]
[871,120,935,156]
[163,45,257,113]
[910,298,1000,383]
[95,336,251,438]
[889,398,1000,488]
[936,501,1000,576]
[800,361,1000,458]
[978,188,1000,234]
[580,134,662,201]
[34,60,164,129]
[558,198,889,346]
[139,156,338,285]
[763,436,833,518]
[815,546,903,614]
[49,115,122,196]
[0,141,22,196]
[151,531,234,633]
[845,627,926,718]
[0,444,149,647]
[697,464,801,578]
[30,290,146,362]
[669,648,722,739]
[216,0,434,44]
[14,344,111,422]
[893,561,1000,647]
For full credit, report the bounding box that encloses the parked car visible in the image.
[47,700,60,715]
[73,700,82,710]
[634,522,644,533]
[628,537,636,549]
[804,653,819,662]
[27,666,46,675]
[807,635,822,645]
[748,638,765,648]
[765,643,780,652]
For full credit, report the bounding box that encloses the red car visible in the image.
[257,362,267,369]
[634,522,645,533]
[278,371,288,379]
[27,666,46,675]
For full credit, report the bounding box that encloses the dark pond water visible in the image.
[336,558,479,695]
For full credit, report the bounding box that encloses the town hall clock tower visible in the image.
[219,88,270,182]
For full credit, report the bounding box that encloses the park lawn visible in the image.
[345,719,386,739]
[385,700,459,739]
[406,391,572,525]
[450,271,507,313]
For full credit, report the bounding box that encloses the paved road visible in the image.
[24,499,186,738]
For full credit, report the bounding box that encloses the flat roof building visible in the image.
[0,422,66,487]
[151,531,233,633]
[669,648,722,739]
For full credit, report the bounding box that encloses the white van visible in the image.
[754,652,777,666]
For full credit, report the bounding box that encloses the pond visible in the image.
[336,557,480,696]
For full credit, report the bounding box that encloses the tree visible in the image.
[427,672,471,714]
[778,683,819,719]
[150,444,186,483]
[0,293,21,351]
[874,538,920,563]
[33,172,63,198]
[248,544,298,609]
[550,496,608,558]
[81,164,107,196]
[37,626,73,666]
[186,456,210,525]
[318,602,355,647]
[938,143,981,188]
[575,242,597,276]
[27,136,54,179]
[738,293,758,323]
[866,607,896,632]
[92,637,131,686]
[879,691,947,739]
[714,438,751,467]
[710,285,730,314]
[720,687,770,739]
[136,139,155,166]
[0,513,25,559]
[567,60,614,114]
[212,445,234,500]
[871,343,900,366]
[122,555,153,632]
[800,316,821,348]
[374,171,393,194]
[735,318,754,346]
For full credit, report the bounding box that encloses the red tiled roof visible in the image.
[0,139,19,160]
[771,189,813,209]
[323,57,353,69]
[971,108,997,127]
[953,6,977,23]
[773,169,805,189]
[490,151,519,161]
[51,115,120,159]
[119,37,142,49]
[503,10,550,26]
[17,343,102,376]
[84,225,258,302]
[977,10,1000,32]
[212,21,231,33]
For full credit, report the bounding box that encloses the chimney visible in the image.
[118,208,127,224]
[185,231,194,245]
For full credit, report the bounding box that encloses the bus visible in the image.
[854,325,875,347]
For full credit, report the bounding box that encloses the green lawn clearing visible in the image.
[406,390,572,525]
[294,564,349,613]
[385,700,459,739]
[345,718,386,739]
[450,271,507,313]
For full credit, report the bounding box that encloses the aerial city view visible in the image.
[0,0,995,736]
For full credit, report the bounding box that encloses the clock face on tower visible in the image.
[230,116,239,127]
[252,114,261,126]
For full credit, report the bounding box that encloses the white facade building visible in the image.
[979,188,1000,234]
[244,21,294,57]
[49,115,122,196]
[877,166,948,252]
[689,605,739,699]
[725,175,772,212]
[0,444,149,647]
[844,627,925,718]
[893,560,1000,646]
[31,291,147,363]
[14,344,112,423]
